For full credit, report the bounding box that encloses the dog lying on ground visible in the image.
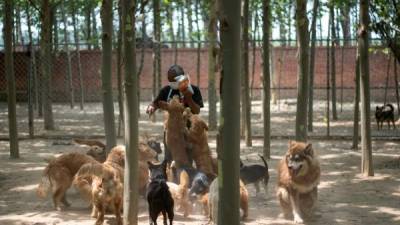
[240,154,269,194]
[208,178,249,223]
[375,103,396,130]
[167,169,191,217]
[184,109,217,179]
[159,95,191,168]
[73,145,125,225]
[147,160,174,225]
[277,141,320,224]
[36,152,101,211]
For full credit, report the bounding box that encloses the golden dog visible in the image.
[167,169,191,217]
[277,141,320,224]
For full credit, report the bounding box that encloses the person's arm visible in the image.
[146,87,168,114]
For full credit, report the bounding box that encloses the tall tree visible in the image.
[41,0,55,130]
[329,1,338,121]
[152,0,161,98]
[92,7,99,49]
[307,0,319,132]
[61,0,74,109]
[121,0,139,224]
[241,0,252,147]
[359,0,373,176]
[339,1,352,46]
[294,0,309,142]
[72,1,85,110]
[186,0,194,48]
[208,0,217,131]
[262,0,271,159]
[218,0,241,223]
[5,0,19,158]
[195,0,201,86]
[352,52,360,150]
[100,0,117,151]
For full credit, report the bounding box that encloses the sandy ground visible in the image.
[0,138,399,225]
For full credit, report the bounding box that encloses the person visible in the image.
[146,64,204,163]
[146,64,204,115]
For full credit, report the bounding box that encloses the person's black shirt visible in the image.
[153,85,204,108]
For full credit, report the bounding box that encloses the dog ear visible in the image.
[304,143,313,156]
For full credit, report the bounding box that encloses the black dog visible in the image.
[240,154,269,194]
[188,171,210,200]
[147,160,174,225]
[375,103,396,130]
[147,139,163,160]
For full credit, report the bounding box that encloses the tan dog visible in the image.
[167,170,191,217]
[74,139,107,163]
[159,95,191,168]
[208,178,249,223]
[36,152,101,210]
[73,146,125,225]
[277,141,320,224]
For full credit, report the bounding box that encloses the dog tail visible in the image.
[385,103,394,111]
[179,169,190,189]
[74,139,106,149]
[73,162,104,202]
[36,166,51,199]
[258,154,269,171]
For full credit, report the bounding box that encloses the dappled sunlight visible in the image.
[10,184,37,192]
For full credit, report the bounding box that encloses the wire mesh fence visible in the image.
[0,42,399,140]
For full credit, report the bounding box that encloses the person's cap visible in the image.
[167,64,185,77]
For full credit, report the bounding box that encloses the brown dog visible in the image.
[36,152,101,211]
[184,109,217,179]
[167,169,191,217]
[159,95,191,168]
[74,139,107,163]
[277,141,320,224]
[73,146,125,225]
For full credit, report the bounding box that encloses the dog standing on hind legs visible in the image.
[277,141,320,224]
[147,160,174,225]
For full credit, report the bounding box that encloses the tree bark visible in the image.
[262,0,271,159]
[153,0,161,98]
[86,4,92,50]
[61,0,74,109]
[218,0,241,223]
[180,5,186,48]
[187,0,194,48]
[117,3,124,137]
[340,3,351,46]
[92,8,99,49]
[26,3,39,112]
[72,3,85,110]
[121,0,139,224]
[326,19,331,137]
[294,0,309,142]
[166,4,177,64]
[208,0,217,131]
[308,0,319,132]
[41,0,55,130]
[359,0,373,176]
[329,3,338,121]
[101,0,117,151]
[196,0,201,86]
[5,0,19,158]
[352,52,360,150]
[394,58,400,117]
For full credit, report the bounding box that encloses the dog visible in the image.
[74,139,107,163]
[147,160,174,225]
[167,169,191,217]
[375,103,396,130]
[159,95,191,168]
[277,141,320,224]
[184,109,217,179]
[36,152,101,210]
[240,154,269,194]
[73,145,125,225]
[208,178,249,223]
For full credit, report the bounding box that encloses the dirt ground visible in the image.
[0,100,399,225]
[0,138,399,225]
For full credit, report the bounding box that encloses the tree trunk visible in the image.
[294,0,309,142]
[394,58,400,117]
[180,5,186,48]
[153,0,161,98]
[218,0,241,223]
[187,0,194,48]
[352,52,360,150]
[16,6,25,46]
[53,8,58,53]
[196,0,201,86]
[308,0,319,132]
[72,4,85,110]
[5,0,19,158]
[117,3,124,137]
[166,4,177,64]
[329,3,338,121]
[92,8,99,49]
[241,0,252,147]
[26,5,34,138]
[384,54,391,105]
[262,0,271,159]
[101,0,117,151]
[326,19,331,137]
[340,3,351,46]
[288,2,292,46]
[62,0,74,109]
[86,5,92,50]
[121,0,139,224]
[41,0,55,130]
[208,0,217,131]
[359,0,373,176]
[26,4,39,112]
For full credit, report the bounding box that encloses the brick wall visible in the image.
[0,46,399,102]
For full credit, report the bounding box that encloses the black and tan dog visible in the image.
[277,141,320,224]
[147,160,174,225]
[375,103,396,130]
[240,154,269,195]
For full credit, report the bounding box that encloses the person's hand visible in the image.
[181,85,194,99]
[146,104,156,115]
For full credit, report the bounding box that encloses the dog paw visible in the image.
[293,214,304,224]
